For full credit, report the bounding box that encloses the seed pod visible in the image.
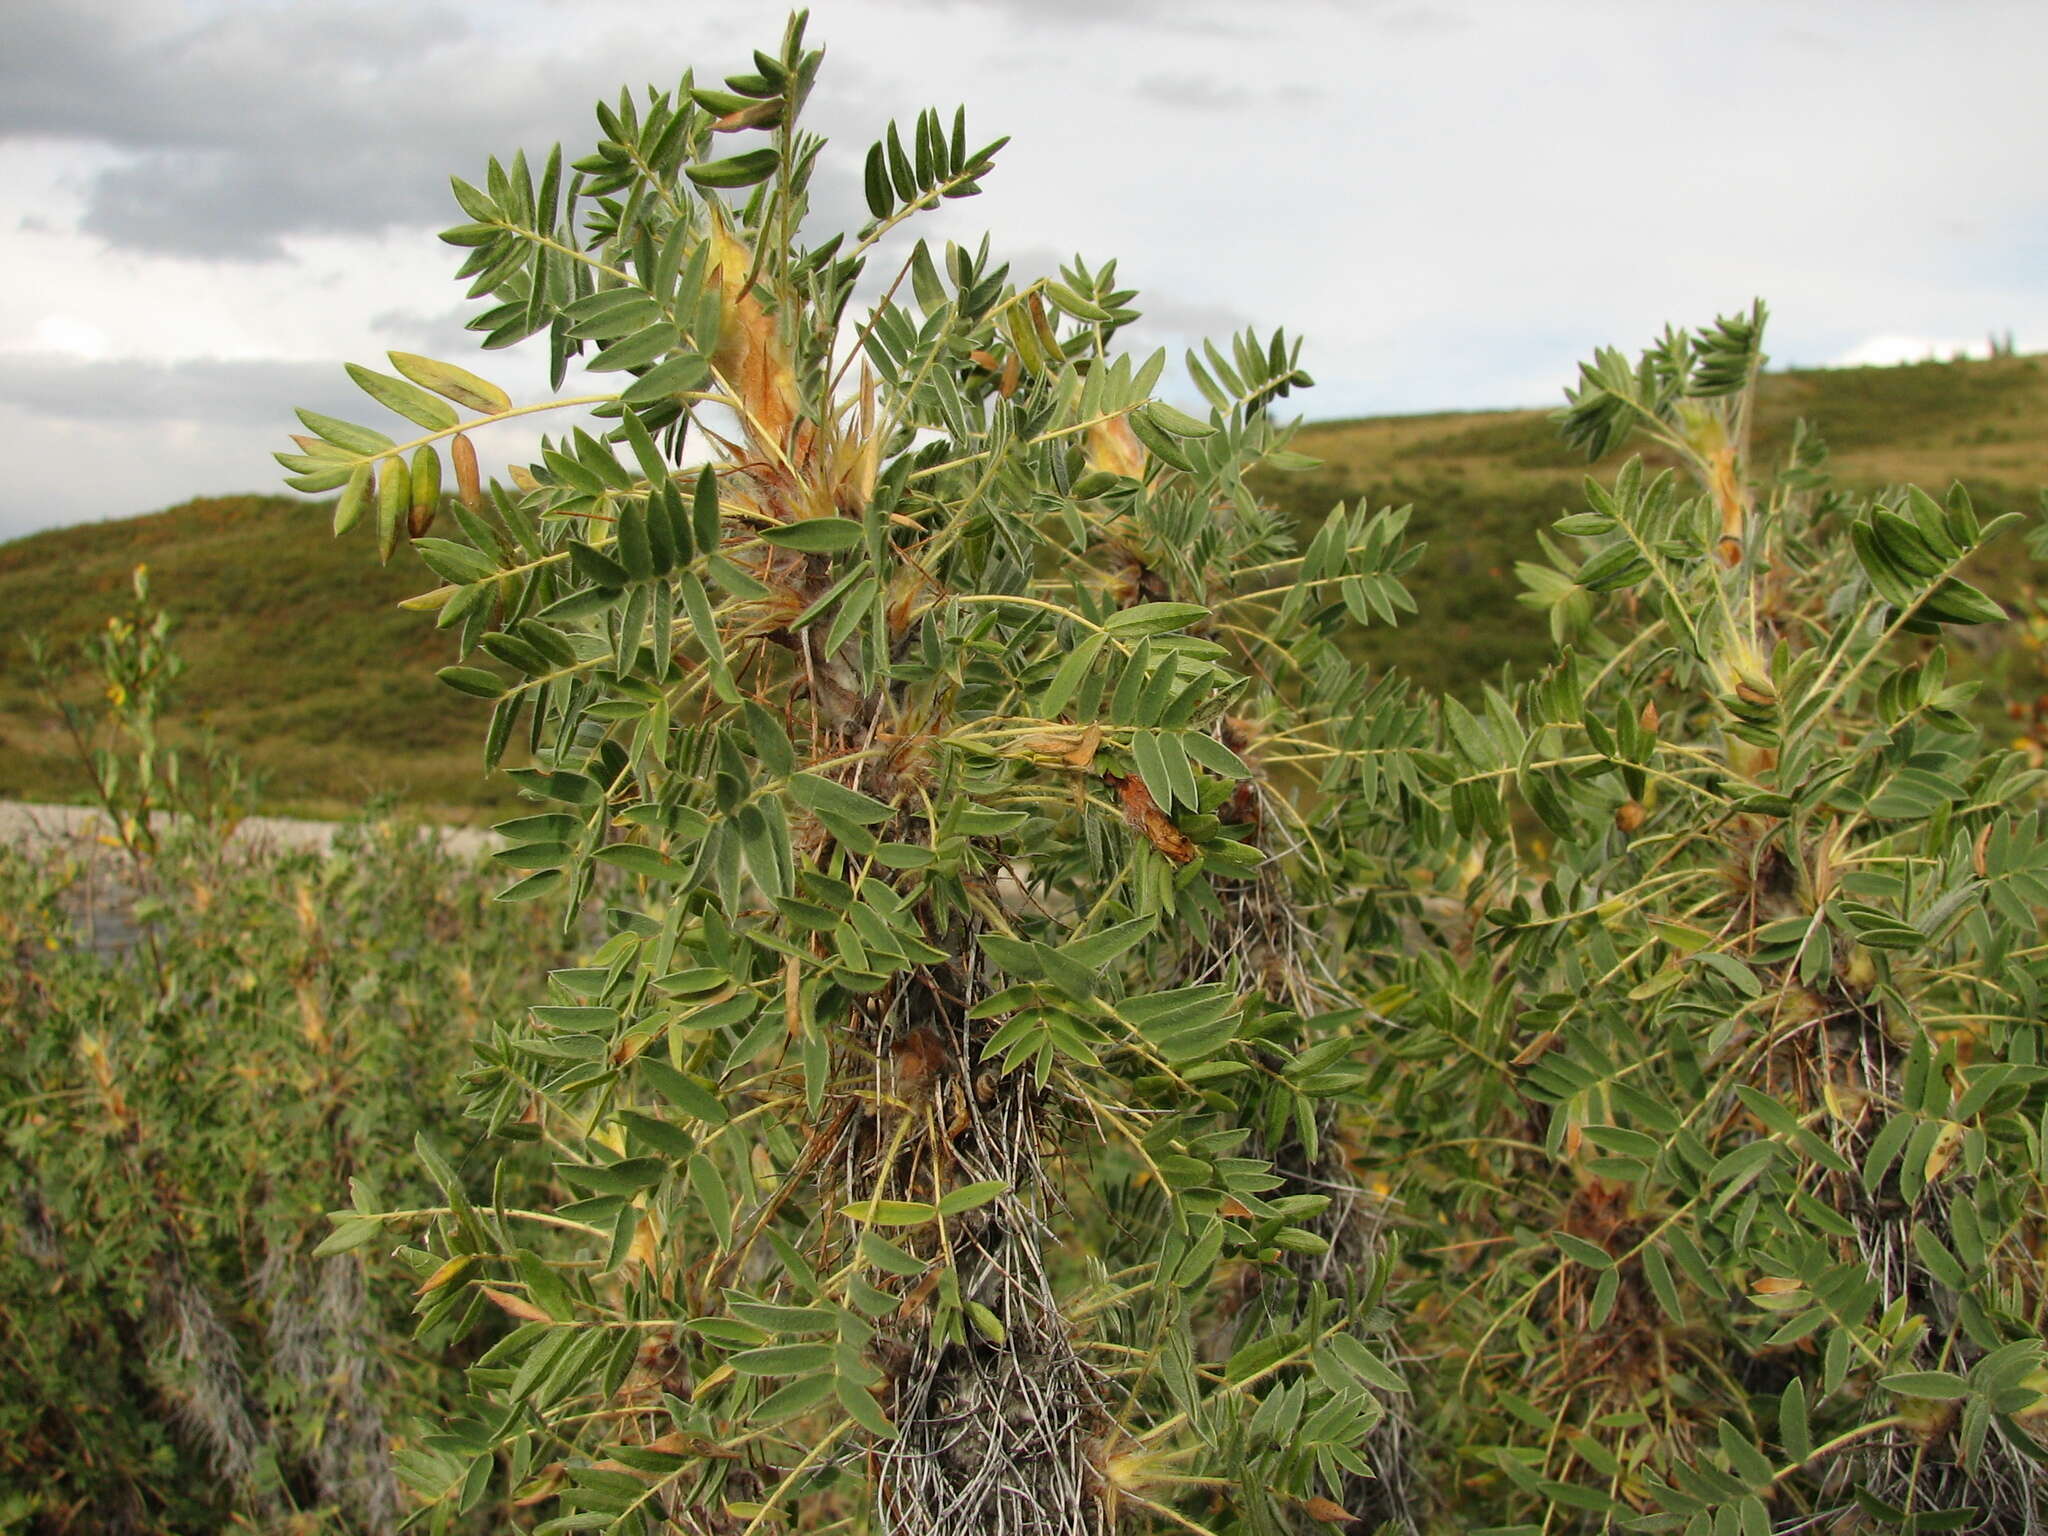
[408,445,442,538]
[1000,308,1042,376]
[1614,800,1647,834]
[375,454,407,563]
[451,431,482,516]
[1026,292,1060,357]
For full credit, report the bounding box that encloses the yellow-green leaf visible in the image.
[346,362,459,431]
[389,351,512,414]
[844,1199,937,1226]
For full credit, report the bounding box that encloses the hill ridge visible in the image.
[4,353,2043,815]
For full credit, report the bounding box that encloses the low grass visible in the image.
[3,355,2042,816]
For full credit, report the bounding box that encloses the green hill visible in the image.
[4,354,2044,817]
[1254,351,2048,689]
[0,496,517,820]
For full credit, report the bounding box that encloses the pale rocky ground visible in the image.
[0,801,495,857]
[0,801,498,955]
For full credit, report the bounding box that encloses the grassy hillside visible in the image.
[0,496,517,820]
[1256,352,2048,689]
[3,355,2044,816]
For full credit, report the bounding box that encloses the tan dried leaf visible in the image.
[1110,773,1197,865]
[479,1284,552,1324]
[1086,414,1146,479]
[1065,723,1103,768]
[996,723,1102,770]
[1923,1120,1964,1185]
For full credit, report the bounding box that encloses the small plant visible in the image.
[25,563,248,864]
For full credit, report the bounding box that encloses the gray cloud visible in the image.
[367,304,488,362]
[1,2,500,254]
[0,0,849,259]
[897,0,1461,38]
[0,2,455,146]
[1125,291,1257,343]
[0,353,351,425]
[1379,6,1469,37]
[1135,74,1263,112]
[893,0,1246,27]
[0,352,360,537]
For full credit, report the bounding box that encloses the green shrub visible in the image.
[1339,309,2048,1531]
[282,12,1419,1534]
[0,585,571,1532]
[272,15,2048,1536]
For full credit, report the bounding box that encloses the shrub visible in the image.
[278,15,2048,1536]
[282,12,1419,1535]
[1342,310,2048,1531]
[0,581,570,1532]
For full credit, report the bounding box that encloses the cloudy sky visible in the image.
[2,0,2044,540]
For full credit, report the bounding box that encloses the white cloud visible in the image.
[29,315,112,358]
[1826,334,2023,369]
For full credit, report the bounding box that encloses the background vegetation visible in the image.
[5,14,2048,1535]
[0,591,573,1531]
[5,356,2044,818]
[0,498,512,818]
[1260,352,2048,692]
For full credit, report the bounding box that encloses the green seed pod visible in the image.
[375,454,407,563]
[408,445,442,538]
